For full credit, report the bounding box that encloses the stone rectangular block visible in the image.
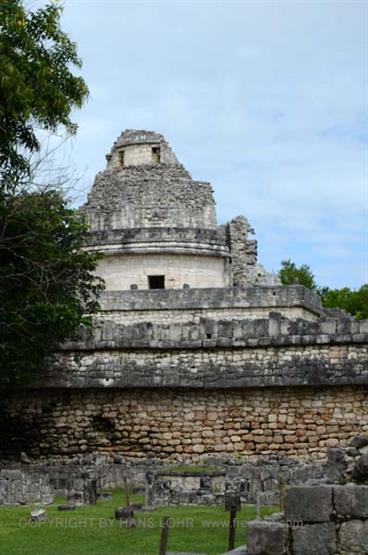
[221,548,248,555]
[284,486,333,523]
[359,320,368,333]
[339,520,368,554]
[320,319,337,334]
[292,523,336,555]
[247,520,288,555]
[333,484,368,518]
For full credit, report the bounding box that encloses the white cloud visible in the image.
[45,0,368,288]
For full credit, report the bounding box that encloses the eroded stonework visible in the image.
[81,129,277,290]
[0,130,367,470]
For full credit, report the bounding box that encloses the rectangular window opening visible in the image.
[148,275,165,289]
[119,149,125,167]
[151,146,161,163]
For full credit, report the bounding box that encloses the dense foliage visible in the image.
[0,191,103,385]
[278,259,317,290]
[320,285,368,320]
[0,0,88,186]
[0,2,102,385]
[278,259,368,320]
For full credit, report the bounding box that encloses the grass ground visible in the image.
[0,490,277,555]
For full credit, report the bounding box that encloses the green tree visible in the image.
[0,0,88,186]
[0,190,103,385]
[279,259,317,290]
[0,2,102,385]
[278,260,367,320]
[320,285,368,320]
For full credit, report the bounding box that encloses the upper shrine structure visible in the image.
[81,129,278,291]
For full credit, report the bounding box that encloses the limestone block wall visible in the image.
[106,130,180,169]
[94,253,229,290]
[0,469,53,505]
[49,342,368,389]
[101,307,320,325]
[0,386,367,462]
[244,441,368,555]
[113,143,156,167]
[0,285,366,466]
[51,313,368,389]
[82,166,217,232]
[98,286,324,322]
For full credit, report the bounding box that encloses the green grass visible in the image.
[0,490,277,555]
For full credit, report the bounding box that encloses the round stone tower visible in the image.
[81,130,231,290]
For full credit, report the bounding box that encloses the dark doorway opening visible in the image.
[148,275,165,289]
[151,146,161,163]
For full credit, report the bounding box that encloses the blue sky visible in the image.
[44,0,367,288]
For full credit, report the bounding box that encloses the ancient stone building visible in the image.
[0,130,367,467]
[80,129,277,291]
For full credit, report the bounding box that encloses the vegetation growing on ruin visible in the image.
[279,259,368,319]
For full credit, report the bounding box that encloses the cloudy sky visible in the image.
[48,0,367,288]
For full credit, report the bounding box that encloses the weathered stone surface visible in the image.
[0,128,367,473]
[339,520,368,554]
[334,484,368,518]
[1,387,367,463]
[292,523,336,555]
[349,435,368,450]
[326,448,350,484]
[221,548,248,555]
[246,520,288,555]
[352,454,368,482]
[284,486,333,522]
[30,508,47,522]
[0,469,53,505]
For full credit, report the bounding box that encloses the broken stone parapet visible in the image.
[325,435,368,484]
[0,469,53,505]
[243,439,368,555]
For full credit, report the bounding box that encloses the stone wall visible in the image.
[146,459,323,507]
[82,165,217,232]
[94,253,229,290]
[105,129,180,169]
[96,285,323,324]
[0,468,53,505]
[242,439,368,555]
[98,286,323,317]
[49,314,368,389]
[1,386,366,463]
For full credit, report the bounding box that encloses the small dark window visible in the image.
[151,146,161,163]
[148,275,165,289]
[119,150,125,167]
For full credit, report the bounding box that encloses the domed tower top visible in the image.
[81,129,232,290]
[81,129,273,291]
[105,129,180,169]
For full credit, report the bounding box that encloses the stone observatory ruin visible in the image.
[80,129,278,290]
[0,130,367,498]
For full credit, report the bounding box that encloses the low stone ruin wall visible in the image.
[0,455,323,507]
[145,458,323,507]
[237,437,368,555]
[145,470,226,506]
[0,468,53,505]
[1,386,366,462]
